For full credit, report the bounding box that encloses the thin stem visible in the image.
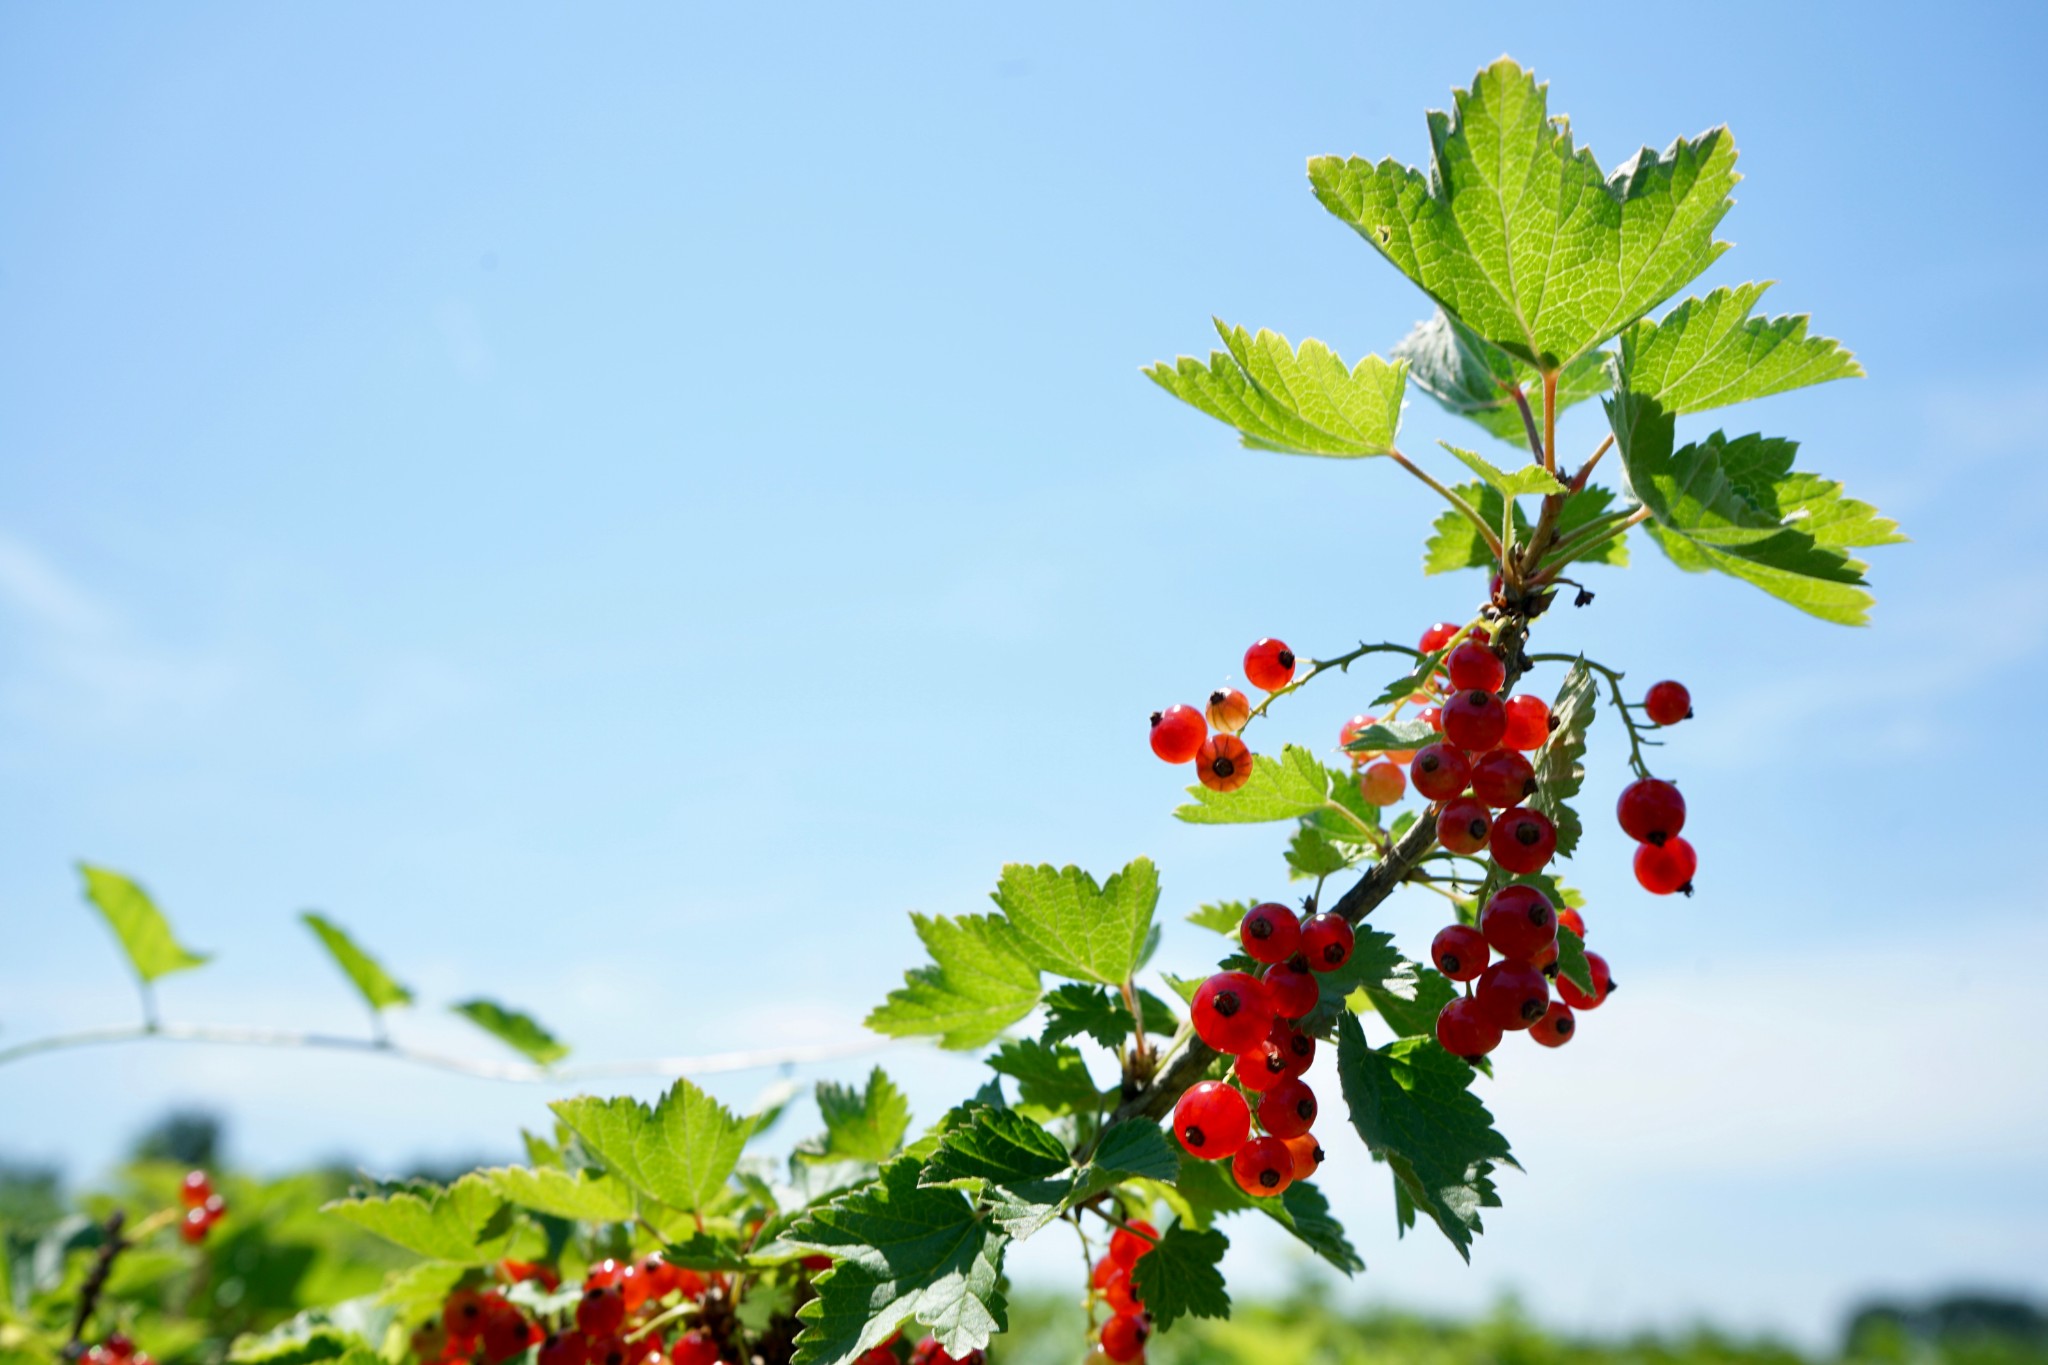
[1526,652,1662,778]
[1542,370,1559,474]
[1119,977,1151,1069]
[65,1210,126,1355]
[1509,385,1545,466]
[1543,506,1650,571]
[1390,449,1502,560]
[1239,642,1422,734]
[1570,434,1614,492]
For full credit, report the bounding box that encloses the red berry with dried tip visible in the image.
[1235,1036,1287,1091]
[1232,1135,1295,1197]
[1502,694,1551,751]
[1239,902,1300,964]
[1480,884,1557,962]
[1191,970,1273,1052]
[1109,1218,1158,1269]
[1489,807,1557,874]
[1256,1077,1318,1139]
[1206,687,1250,734]
[1430,923,1489,982]
[1148,704,1206,764]
[1435,995,1502,1059]
[1282,1133,1325,1181]
[1442,689,1507,752]
[1410,743,1472,801]
[1476,959,1551,1031]
[1195,733,1253,793]
[1556,906,1586,940]
[1644,680,1693,725]
[1244,637,1297,692]
[1436,796,1492,855]
[1530,1001,1577,1047]
[1557,951,1614,1010]
[1470,749,1536,808]
[1299,913,1354,972]
[1446,640,1506,693]
[1617,778,1686,845]
[1173,1079,1251,1159]
[1634,836,1697,894]
[1261,961,1318,1019]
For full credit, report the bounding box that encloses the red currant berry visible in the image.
[670,1333,719,1365]
[1634,836,1696,894]
[1410,743,1472,801]
[1436,796,1492,855]
[1282,1133,1325,1181]
[1470,749,1535,808]
[1148,705,1206,764]
[1100,1312,1149,1362]
[1435,995,1502,1059]
[179,1207,209,1244]
[1098,1263,1140,1314]
[1234,1038,1286,1091]
[1501,694,1551,751]
[1298,913,1354,973]
[1359,760,1406,806]
[1556,906,1586,941]
[1261,961,1319,1019]
[635,1252,681,1300]
[481,1303,539,1361]
[1267,1019,1315,1077]
[617,1261,649,1311]
[1489,806,1557,875]
[584,1259,626,1290]
[1256,1076,1318,1139]
[1530,1001,1576,1047]
[1109,1218,1158,1269]
[1430,924,1489,982]
[1644,680,1693,726]
[1231,1135,1295,1197]
[1476,960,1551,1031]
[1418,622,1460,653]
[445,1288,489,1340]
[577,1285,626,1339]
[1243,638,1296,692]
[1556,951,1613,1010]
[1446,641,1506,693]
[1338,713,1377,765]
[1418,704,1444,733]
[1195,734,1253,793]
[1173,1079,1251,1159]
[1238,902,1300,964]
[180,1170,212,1208]
[1191,970,1273,1052]
[200,1194,225,1226]
[1480,884,1556,962]
[540,1333,592,1365]
[1442,689,1507,752]
[1616,778,1686,845]
[1206,687,1250,734]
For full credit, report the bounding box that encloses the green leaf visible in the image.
[1146,320,1407,457]
[1608,392,1885,625]
[77,864,209,983]
[1303,926,1412,1037]
[1039,983,1180,1049]
[1185,901,1247,935]
[866,912,1042,1050]
[476,1164,636,1222]
[227,1298,395,1364]
[1425,481,1630,575]
[1335,1017,1514,1261]
[299,912,412,1012]
[987,1040,1104,1114]
[1556,926,1595,997]
[1394,308,1613,442]
[1311,58,1737,371]
[1619,282,1862,415]
[991,858,1158,987]
[1341,720,1440,755]
[805,1069,912,1165]
[450,998,568,1066]
[1359,966,1458,1039]
[1441,442,1567,497]
[1530,661,1597,858]
[1272,1180,1365,1276]
[1174,744,1330,824]
[1129,1225,1231,1331]
[1086,1121,1179,1185]
[551,1078,755,1215]
[787,1157,1008,1365]
[1285,825,1354,881]
[918,1106,1075,1238]
[322,1174,511,1263]
[1545,483,1633,568]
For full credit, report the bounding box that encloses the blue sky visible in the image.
[4,0,2044,1347]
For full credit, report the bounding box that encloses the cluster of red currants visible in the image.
[1427,886,1613,1060]
[1147,637,1300,792]
[410,1254,723,1365]
[1621,680,1696,895]
[177,1169,227,1245]
[79,1333,153,1365]
[1084,1219,1158,1363]
[1173,902,1350,1197]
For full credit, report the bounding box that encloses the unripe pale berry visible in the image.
[1501,694,1551,751]
[1206,687,1250,734]
[1244,638,1296,692]
[1173,1079,1251,1159]
[1239,902,1300,964]
[1195,734,1253,793]
[1360,760,1406,806]
[1410,743,1472,801]
[1489,806,1557,875]
[1148,704,1206,764]
[1430,923,1489,982]
[1634,836,1696,895]
[1616,778,1686,845]
[1231,1135,1295,1196]
[1436,796,1491,855]
[1476,959,1551,1031]
[1480,884,1556,962]
[1299,913,1354,973]
[1644,680,1692,726]
[1435,995,1502,1059]
[1442,689,1507,752]
[1191,971,1273,1053]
